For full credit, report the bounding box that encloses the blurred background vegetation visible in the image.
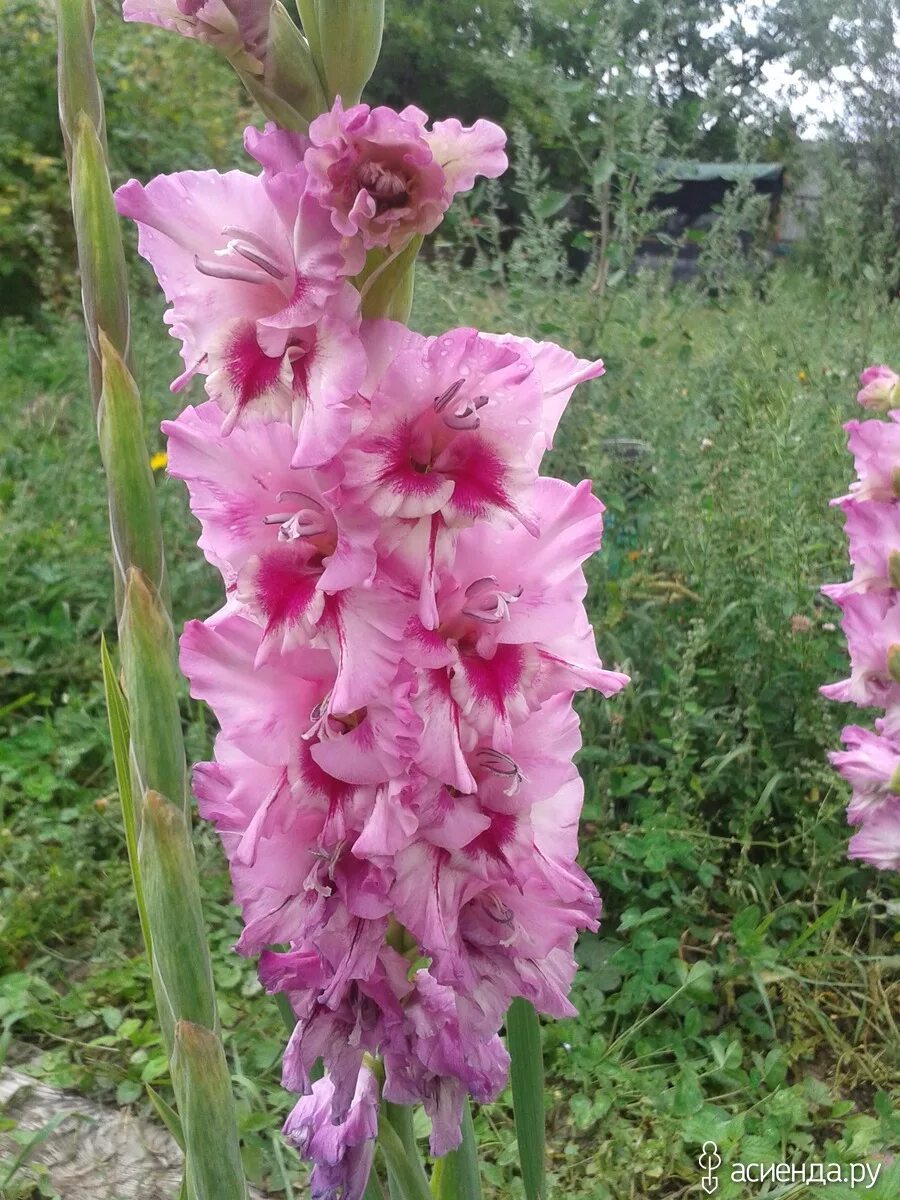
[1,1,899,1197]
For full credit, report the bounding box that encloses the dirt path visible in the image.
[0,1063,266,1199]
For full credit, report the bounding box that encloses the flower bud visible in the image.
[316,0,384,105]
[172,1021,247,1200]
[120,568,187,810]
[139,791,219,1040]
[857,365,900,412]
[887,642,900,684]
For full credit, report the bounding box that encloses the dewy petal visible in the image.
[115,169,288,381]
[290,305,368,469]
[485,333,605,454]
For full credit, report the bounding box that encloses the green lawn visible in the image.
[1,265,899,1198]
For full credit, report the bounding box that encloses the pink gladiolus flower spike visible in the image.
[824,361,900,876]
[150,93,630,1181]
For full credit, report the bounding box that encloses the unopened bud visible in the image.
[888,551,900,590]
[317,0,384,105]
[887,643,900,684]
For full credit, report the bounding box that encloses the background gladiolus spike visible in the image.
[507,999,547,1200]
[120,569,188,813]
[316,0,384,105]
[139,791,220,1047]
[58,3,248,1193]
[432,1099,482,1200]
[97,332,168,608]
[173,1021,249,1200]
[824,364,900,873]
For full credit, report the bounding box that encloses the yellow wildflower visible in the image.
[150,451,168,471]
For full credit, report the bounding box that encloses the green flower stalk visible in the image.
[56,1,247,1194]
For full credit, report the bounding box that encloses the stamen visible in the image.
[462,576,523,623]
[220,225,284,264]
[433,378,466,412]
[475,747,523,795]
[262,491,329,541]
[194,254,272,285]
[225,239,287,280]
[485,894,515,925]
[442,394,488,431]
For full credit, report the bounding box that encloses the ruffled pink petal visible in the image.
[425,117,508,197]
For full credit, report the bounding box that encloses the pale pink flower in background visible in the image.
[822,498,900,600]
[826,368,900,876]
[247,101,508,250]
[820,591,900,710]
[848,800,900,870]
[857,364,900,412]
[834,418,900,504]
[830,724,900,822]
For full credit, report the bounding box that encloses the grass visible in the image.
[1,262,899,1199]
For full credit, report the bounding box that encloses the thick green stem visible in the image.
[431,1098,482,1199]
[378,1108,433,1200]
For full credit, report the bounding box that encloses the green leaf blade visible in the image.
[433,1098,482,1200]
[506,998,546,1200]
